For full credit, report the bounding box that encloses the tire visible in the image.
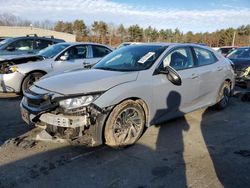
[215,81,231,110]
[21,72,44,93]
[104,100,146,148]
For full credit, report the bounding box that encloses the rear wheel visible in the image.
[215,81,231,110]
[21,72,44,93]
[104,100,146,148]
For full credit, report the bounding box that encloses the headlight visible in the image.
[59,94,100,110]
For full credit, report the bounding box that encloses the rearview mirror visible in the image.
[159,66,182,86]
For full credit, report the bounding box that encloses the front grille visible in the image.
[23,89,58,114]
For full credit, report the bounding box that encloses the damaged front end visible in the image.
[20,87,112,146]
[235,66,250,89]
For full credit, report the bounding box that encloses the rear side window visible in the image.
[60,45,88,60]
[92,45,111,58]
[194,47,217,66]
[34,39,53,50]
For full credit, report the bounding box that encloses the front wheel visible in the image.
[21,72,44,93]
[104,100,146,148]
[215,81,231,110]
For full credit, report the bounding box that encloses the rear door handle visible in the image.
[190,73,199,79]
[217,67,223,71]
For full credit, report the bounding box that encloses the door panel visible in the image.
[151,47,200,124]
[193,47,225,106]
[52,45,89,71]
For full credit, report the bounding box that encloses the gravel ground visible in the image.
[0,93,250,188]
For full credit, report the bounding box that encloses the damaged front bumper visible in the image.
[235,68,250,89]
[20,89,112,146]
[0,72,24,92]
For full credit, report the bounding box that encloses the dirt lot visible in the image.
[0,93,250,188]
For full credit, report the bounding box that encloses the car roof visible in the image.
[60,42,113,50]
[132,42,211,49]
[238,46,250,49]
[9,36,64,42]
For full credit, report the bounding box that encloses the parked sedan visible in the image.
[0,42,112,93]
[227,46,250,88]
[20,43,235,147]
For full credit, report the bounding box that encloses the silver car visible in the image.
[20,43,235,147]
[0,42,112,93]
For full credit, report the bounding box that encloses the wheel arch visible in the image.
[19,70,47,94]
[98,97,150,145]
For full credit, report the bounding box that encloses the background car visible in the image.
[0,34,65,56]
[227,46,250,88]
[20,43,235,147]
[216,46,238,57]
[0,42,113,93]
[116,42,142,49]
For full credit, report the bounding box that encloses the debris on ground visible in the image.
[4,136,37,149]
[36,130,66,143]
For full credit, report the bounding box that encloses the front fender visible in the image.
[93,80,154,125]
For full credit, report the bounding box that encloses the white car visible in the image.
[0,42,113,93]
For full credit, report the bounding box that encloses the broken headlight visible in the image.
[59,94,100,111]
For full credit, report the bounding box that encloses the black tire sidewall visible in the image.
[21,72,44,93]
[104,100,146,148]
[216,82,231,110]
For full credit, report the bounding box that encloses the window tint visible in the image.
[194,47,217,66]
[9,39,33,51]
[162,47,194,70]
[35,39,53,50]
[61,45,87,60]
[92,45,111,58]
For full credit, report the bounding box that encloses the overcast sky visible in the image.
[0,0,250,32]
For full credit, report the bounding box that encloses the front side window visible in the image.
[94,45,167,71]
[162,47,194,71]
[194,47,217,66]
[92,45,112,58]
[8,39,33,51]
[60,45,88,60]
[38,43,70,58]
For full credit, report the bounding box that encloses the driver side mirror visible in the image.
[83,62,92,69]
[158,66,182,86]
[6,46,15,51]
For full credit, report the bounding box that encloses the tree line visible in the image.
[1,13,250,47]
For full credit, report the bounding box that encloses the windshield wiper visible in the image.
[94,67,120,71]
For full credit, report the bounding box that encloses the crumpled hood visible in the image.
[34,69,139,95]
[0,54,40,61]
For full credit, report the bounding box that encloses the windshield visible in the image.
[0,38,13,46]
[38,43,70,58]
[93,45,167,71]
[227,48,250,59]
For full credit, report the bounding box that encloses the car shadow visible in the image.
[201,104,250,188]
[0,95,32,145]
